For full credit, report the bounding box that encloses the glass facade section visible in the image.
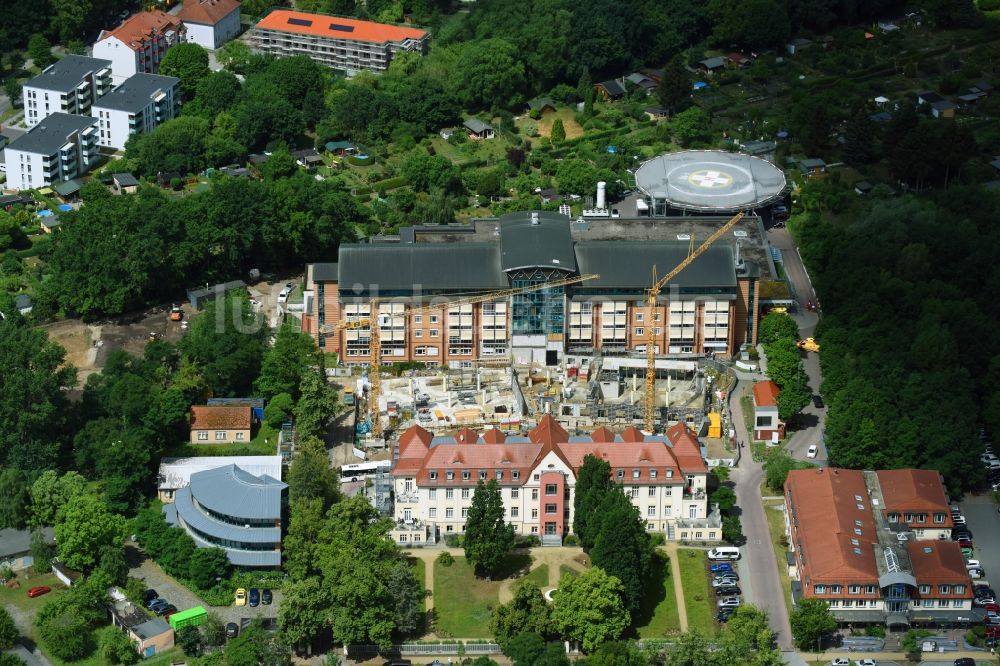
[510,269,566,335]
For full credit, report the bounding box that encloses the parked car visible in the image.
[249,588,260,607]
[831,659,850,666]
[982,602,1000,614]
[234,588,247,606]
[27,586,51,598]
[277,287,291,304]
[954,658,976,666]
[712,577,739,587]
[155,604,177,617]
[716,609,734,623]
[226,623,239,639]
[812,395,824,408]
[855,660,876,666]
[141,589,158,603]
[958,538,974,548]
[169,306,183,321]
[714,571,739,581]
[717,597,741,609]
[967,559,982,569]
[262,589,272,605]
[148,598,168,611]
[970,568,986,579]
[716,586,741,596]
[710,563,733,573]
[807,445,819,458]
[611,208,620,218]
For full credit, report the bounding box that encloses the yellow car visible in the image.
[796,337,820,353]
[234,588,247,606]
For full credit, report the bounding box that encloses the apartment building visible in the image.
[92,73,181,149]
[390,415,719,545]
[246,9,429,74]
[94,11,186,84]
[23,55,113,128]
[178,0,241,50]
[876,469,954,540]
[301,211,762,366]
[4,113,99,190]
[784,467,975,628]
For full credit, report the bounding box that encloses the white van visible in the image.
[707,546,741,561]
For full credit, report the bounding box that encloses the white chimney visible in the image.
[531,212,540,225]
[596,181,607,210]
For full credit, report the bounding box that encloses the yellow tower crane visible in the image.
[321,273,600,439]
[643,211,746,432]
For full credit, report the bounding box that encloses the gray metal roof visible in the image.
[7,113,97,156]
[498,211,577,273]
[338,243,507,292]
[574,241,736,290]
[93,73,178,113]
[158,456,282,490]
[699,57,726,69]
[132,618,171,640]
[0,527,54,558]
[463,119,493,134]
[878,571,917,588]
[597,80,625,96]
[188,465,286,520]
[113,173,139,187]
[172,486,281,542]
[799,158,826,169]
[310,262,338,282]
[24,55,111,93]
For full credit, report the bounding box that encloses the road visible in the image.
[961,495,1000,587]
[768,227,828,463]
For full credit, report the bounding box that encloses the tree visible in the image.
[582,641,647,666]
[763,338,803,389]
[29,471,87,528]
[279,577,331,652]
[0,607,18,649]
[54,492,128,571]
[255,324,322,400]
[722,515,744,544]
[201,612,227,647]
[656,55,691,115]
[789,598,837,651]
[504,631,546,666]
[4,79,22,108]
[776,374,811,421]
[0,469,29,529]
[589,490,651,614]
[39,612,94,661]
[0,654,26,666]
[294,371,339,441]
[27,34,54,69]
[671,107,710,147]
[188,547,232,589]
[763,451,797,492]
[159,43,211,98]
[30,530,54,574]
[843,108,878,166]
[464,479,516,577]
[573,454,612,549]
[388,560,424,638]
[0,319,75,471]
[757,313,799,346]
[98,545,129,585]
[185,70,242,120]
[453,39,526,108]
[789,96,831,154]
[710,486,737,512]
[179,294,267,397]
[98,625,139,665]
[216,40,252,73]
[662,630,714,666]
[552,568,629,653]
[550,118,566,143]
[177,624,202,657]
[490,581,553,648]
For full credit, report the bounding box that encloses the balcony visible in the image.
[683,487,706,500]
[675,514,722,529]
[395,492,419,503]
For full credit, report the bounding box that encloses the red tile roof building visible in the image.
[390,415,717,545]
[246,9,429,74]
[93,12,186,84]
[189,405,252,444]
[876,469,954,539]
[177,0,241,50]
[752,379,783,441]
[785,468,974,627]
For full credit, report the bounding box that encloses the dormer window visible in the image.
[446,471,454,480]
[429,471,438,480]
[462,471,470,480]
[632,469,640,479]
[617,469,624,479]
[666,469,673,478]
[496,471,503,481]
[479,470,487,480]
[650,470,658,479]
[512,471,520,480]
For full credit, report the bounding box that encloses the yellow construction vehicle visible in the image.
[644,212,746,432]
[796,337,820,352]
[320,273,599,438]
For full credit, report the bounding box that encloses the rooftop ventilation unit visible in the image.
[676,233,690,241]
[733,230,748,238]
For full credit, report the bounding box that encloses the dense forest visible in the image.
[794,188,1000,493]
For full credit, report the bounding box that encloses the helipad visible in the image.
[634,150,787,213]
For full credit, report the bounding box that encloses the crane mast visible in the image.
[644,212,745,432]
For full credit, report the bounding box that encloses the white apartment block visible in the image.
[390,416,720,546]
[23,55,113,128]
[246,9,429,74]
[93,11,186,84]
[5,113,99,191]
[178,0,241,50]
[91,73,181,150]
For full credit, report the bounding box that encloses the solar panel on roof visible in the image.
[287,17,313,26]
[328,23,355,32]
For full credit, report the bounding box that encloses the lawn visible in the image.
[536,108,585,140]
[164,423,279,458]
[763,500,795,615]
[676,549,716,635]
[432,553,530,638]
[408,557,427,611]
[558,564,581,582]
[635,552,681,638]
[0,572,68,620]
[522,564,548,589]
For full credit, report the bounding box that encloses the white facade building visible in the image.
[93,11,185,84]
[22,55,113,128]
[5,113,99,190]
[178,0,241,50]
[390,415,720,546]
[91,73,181,150]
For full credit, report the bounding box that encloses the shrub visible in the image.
[649,533,666,546]
[444,534,463,548]
[981,0,1000,10]
[563,534,580,547]
[437,552,454,567]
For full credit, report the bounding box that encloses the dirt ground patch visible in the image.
[537,108,585,140]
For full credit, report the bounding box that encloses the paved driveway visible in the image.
[961,495,1000,583]
[127,546,281,625]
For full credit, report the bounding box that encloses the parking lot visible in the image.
[961,495,1000,590]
